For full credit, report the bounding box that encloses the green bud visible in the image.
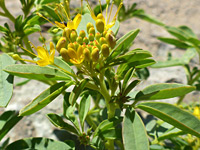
[87,45,92,52]
[89,41,94,46]
[83,48,91,61]
[70,31,78,42]
[79,30,86,38]
[89,27,95,35]
[101,44,110,57]
[76,36,83,45]
[103,30,107,37]
[52,28,59,33]
[89,33,94,41]
[87,22,94,34]
[56,37,66,52]
[94,40,101,50]
[91,48,99,62]
[60,48,69,62]
[74,41,79,50]
[12,54,21,60]
[99,37,107,45]
[106,33,116,49]
[95,32,101,41]
[83,37,89,44]
[96,19,104,33]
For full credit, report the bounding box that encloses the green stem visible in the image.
[0,2,15,22]
[23,36,34,58]
[177,95,185,105]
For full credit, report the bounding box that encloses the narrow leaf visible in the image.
[4,64,72,81]
[137,102,200,137]
[47,113,79,135]
[122,68,134,92]
[135,83,195,100]
[0,54,15,107]
[5,137,75,150]
[0,111,22,141]
[69,79,89,105]
[19,81,73,116]
[79,95,91,129]
[122,108,149,150]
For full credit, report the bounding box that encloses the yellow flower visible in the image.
[86,0,123,31]
[66,45,84,65]
[19,42,55,67]
[193,106,200,119]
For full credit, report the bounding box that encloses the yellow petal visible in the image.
[73,14,82,29]
[36,59,50,66]
[77,45,84,59]
[67,48,78,60]
[67,20,75,30]
[106,20,115,30]
[36,46,49,59]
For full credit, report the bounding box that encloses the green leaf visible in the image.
[47,113,79,135]
[94,4,107,16]
[135,83,195,101]
[122,68,134,91]
[158,37,190,49]
[93,117,123,137]
[165,26,188,41]
[79,95,91,129]
[5,137,75,150]
[69,79,89,105]
[134,10,165,26]
[107,29,140,62]
[137,102,200,137]
[99,128,122,140]
[24,24,41,35]
[4,64,72,81]
[122,108,149,150]
[15,15,23,31]
[19,81,73,116]
[158,128,185,141]
[123,80,140,96]
[178,25,197,38]
[42,5,61,21]
[0,54,15,107]
[116,59,155,80]
[0,111,23,141]
[0,25,8,33]
[152,48,197,68]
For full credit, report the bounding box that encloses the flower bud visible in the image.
[63,27,71,38]
[96,19,104,33]
[87,45,92,52]
[89,27,95,35]
[91,48,99,62]
[70,31,77,42]
[94,40,101,50]
[56,37,66,52]
[83,48,91,61]
[87,22,94,34]
[105,33,116,49]
[83,37,89,44]
[76,36,83,45]
[66,48,77,60]
[79,30,86,38]
[12,54,21,60]
[101,44,110,57]
[60,48,69,62]
[52,28,59,33]
[74,42,79,50]
[103,30,107,37]
[95,32,101,41]
[99,37,107,45]
[89,41,94,46]
[68,42,75,49]
[89,33,94,41]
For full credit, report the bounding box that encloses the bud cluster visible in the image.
[56,22,116,67]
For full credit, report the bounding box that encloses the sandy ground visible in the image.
[0,0,200,144]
